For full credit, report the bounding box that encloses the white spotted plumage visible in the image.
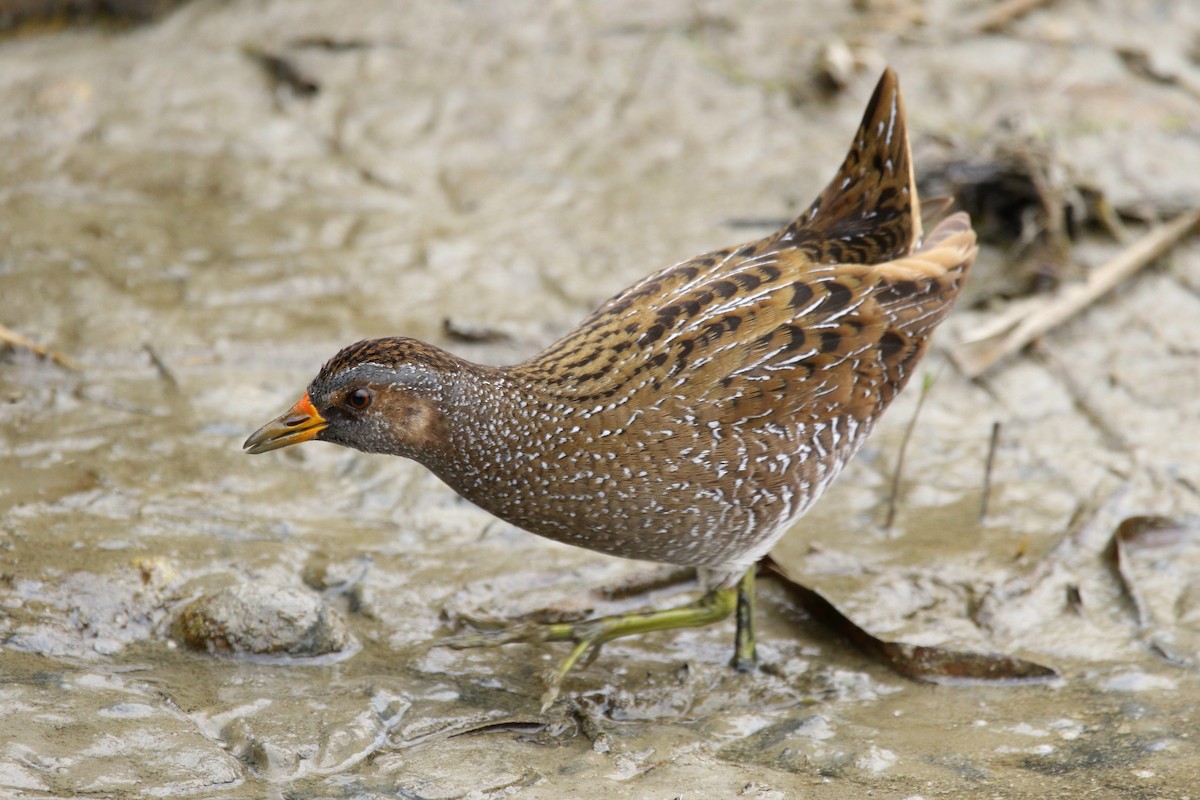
[261,69,978,594]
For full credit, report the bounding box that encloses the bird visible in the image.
[244,67,978,710]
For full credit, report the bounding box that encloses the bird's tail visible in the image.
[782,68,921,265]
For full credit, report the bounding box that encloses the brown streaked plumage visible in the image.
[245,68,978,709]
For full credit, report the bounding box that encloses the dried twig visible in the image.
[243,45,320,97]
[951,210,1200,378]
[883,372,935,530]
[980,421,1001,521]
[143,343,180,392]
[0,322,80,370]
[974,0,1058,32]
[442,317,513,344]
[1117,47,1200,102]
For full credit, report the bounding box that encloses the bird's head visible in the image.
[243,337,458,459]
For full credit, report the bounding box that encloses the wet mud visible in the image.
[2,1,1199,797]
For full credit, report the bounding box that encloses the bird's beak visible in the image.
[243,393,328,454]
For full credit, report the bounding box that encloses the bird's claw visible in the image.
[439,620,553,649]
[440,618,610,711]
[439,586,740,712]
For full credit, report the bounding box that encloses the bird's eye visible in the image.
[345,387,373,411]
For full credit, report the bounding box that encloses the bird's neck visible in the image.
[422,362,542,472]
[414,361,585,532]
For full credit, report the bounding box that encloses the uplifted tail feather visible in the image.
[875,212,975,285]
[783,68,921,265]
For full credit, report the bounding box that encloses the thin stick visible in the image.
[884,372,935,531]
[952,210,1200,378]
[975,0,1058,32]
[980,421,1002,521]
[0,322,80,370]
[143,343,180,392]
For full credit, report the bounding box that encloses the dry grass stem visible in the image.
[951,210,1200,378]
[0,322,80,370]
[974,0,1059,32]
[883,372,936,530]
[980,421,1002,521]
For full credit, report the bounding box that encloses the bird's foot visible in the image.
[441,587,739,712]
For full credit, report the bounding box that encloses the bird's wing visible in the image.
[677,213,977,426]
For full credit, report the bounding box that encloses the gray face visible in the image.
[307,358,448,458]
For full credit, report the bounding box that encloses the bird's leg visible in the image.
[442,586,738,711]
[731,566,757,672]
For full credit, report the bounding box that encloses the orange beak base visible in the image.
[243,393,328,454]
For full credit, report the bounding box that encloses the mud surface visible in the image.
[2,1,1199,797]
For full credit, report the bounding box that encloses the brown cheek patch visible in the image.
[404,400,444,450]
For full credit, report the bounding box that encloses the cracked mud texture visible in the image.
[2,1,1199,798]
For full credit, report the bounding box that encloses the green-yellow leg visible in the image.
[443,584,739,711]
[537,586,740,710]
[732,566,758,672]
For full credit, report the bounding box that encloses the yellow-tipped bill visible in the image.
[243,393,328,454]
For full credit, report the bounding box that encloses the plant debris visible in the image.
[763,557,1058,683]
[0,0,192,33]
[243,45,321,97]
[951,210,1200,377]
[919,135,1093,296]
[1105,515,1200,667]
[0,322,79,370]
[442,316,515,344]
[970,0,1059,33]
